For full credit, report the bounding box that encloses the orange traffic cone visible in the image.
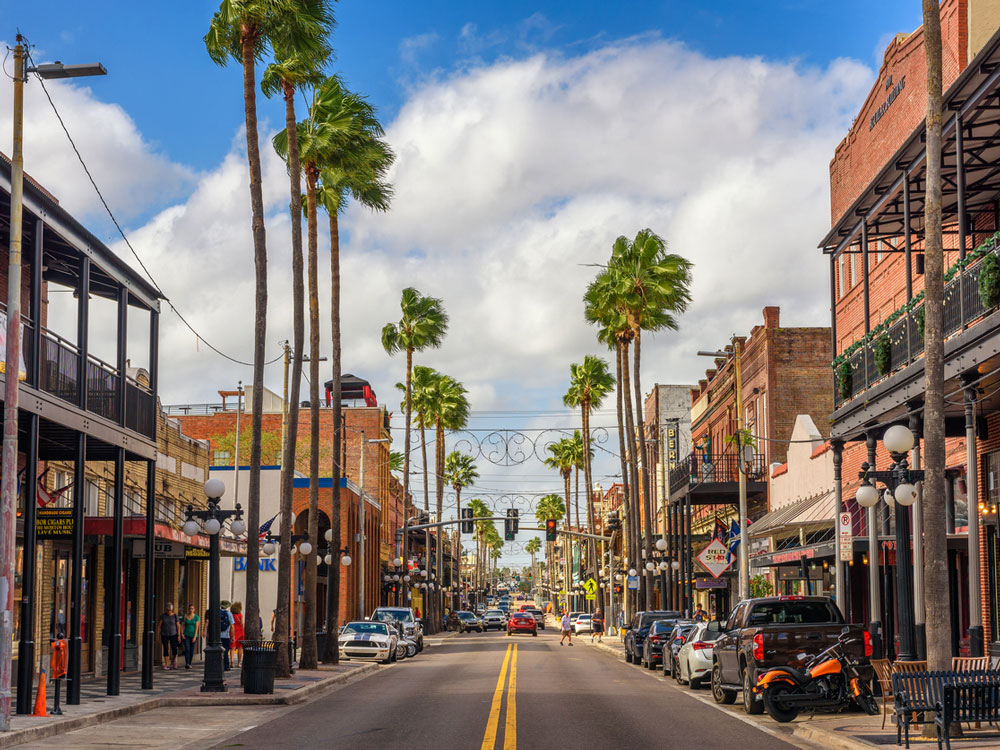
[32,668,46,717]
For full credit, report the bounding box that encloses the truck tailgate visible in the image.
[759,625,861,670]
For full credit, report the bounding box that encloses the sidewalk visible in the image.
[0,660,378,749]
[575,634,1000,749]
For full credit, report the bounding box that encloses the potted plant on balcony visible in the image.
[836,361,852,399]
[874,334,892,376]
[978,253,1000,308]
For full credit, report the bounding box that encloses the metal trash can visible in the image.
[242,640,278,694]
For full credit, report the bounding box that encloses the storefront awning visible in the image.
[83,517,245,554]
[748,492,834,538]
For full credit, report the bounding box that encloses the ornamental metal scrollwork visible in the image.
[448,427,611,467]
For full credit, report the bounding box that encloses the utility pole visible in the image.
[0,37,25,731]
[733,338,749,602]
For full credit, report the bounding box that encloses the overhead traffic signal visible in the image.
[605,510,621,532]
[545,519,558,542]
[461,506,474,534]
[504,509,518,541]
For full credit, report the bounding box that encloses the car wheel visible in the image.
[674,658,685,684]
[648,656,657,671]
[743,669,764,715]
[532,632,537,637]
[712,663,737,705]
[625,646,634,664]
[406,643,417,658]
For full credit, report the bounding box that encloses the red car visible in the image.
[507,612,538,636]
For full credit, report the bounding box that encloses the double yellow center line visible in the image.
[481,643,517,750]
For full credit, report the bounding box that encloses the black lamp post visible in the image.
[183,479,245,693]
[857,424,922,662]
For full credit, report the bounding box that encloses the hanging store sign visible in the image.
[838,512,853,562]
[185,547,210,559]
[695,577,728,589]
[626,575,639,590]
[36,508,73,539]
[696,538,734,579]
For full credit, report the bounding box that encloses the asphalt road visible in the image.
[213,627,805,750]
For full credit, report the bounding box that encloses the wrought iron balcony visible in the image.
[669,451,767,493]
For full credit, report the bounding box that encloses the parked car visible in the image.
[710,595,871,716]
[482,610,508,630]
[369,607,425,652]
[662,620,696,677]
[507,612,538,637]
[525,609,545,630]
[338,621,399,663]
[573,613,594,634]
[640,618,688,670]
[624,610,682,665]
[568,611,585,627]
[675,621,724,688]
[446,611,485,633]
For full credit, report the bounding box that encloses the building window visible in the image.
[84,480,99,517]
[212,449,231,467]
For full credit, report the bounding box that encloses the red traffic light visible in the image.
[545,519,557,541]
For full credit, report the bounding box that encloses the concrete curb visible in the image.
[0,662,380,749]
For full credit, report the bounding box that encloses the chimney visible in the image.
[763,306,780,329]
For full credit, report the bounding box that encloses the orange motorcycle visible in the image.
[754,627,879,722]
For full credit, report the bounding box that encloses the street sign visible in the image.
[626,575,639,590]
[696,538,734,579]
[582,577,597,595]
[585,593,595,600]
[838,511,853,562]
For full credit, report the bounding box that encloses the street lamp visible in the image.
[858,424,922,661]
[184,480,244,692]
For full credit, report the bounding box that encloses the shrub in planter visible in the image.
[836,362,852,398]
[979,254,1000,308]
[874,334,891,376]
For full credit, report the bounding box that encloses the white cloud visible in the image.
[7,35,876,527]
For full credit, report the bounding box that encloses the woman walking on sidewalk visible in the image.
[159,604,180,670]
[182,604,200,669]
[230,602,245,668]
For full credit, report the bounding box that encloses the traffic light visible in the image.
[504,509,516,541]
[545,519,557,541]
[605,510,620,532]
[461,506,474,534]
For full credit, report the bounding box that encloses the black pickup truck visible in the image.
[709,596,870,715]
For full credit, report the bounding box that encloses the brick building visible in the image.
[666,306,831,617]
[819,1,1000,659]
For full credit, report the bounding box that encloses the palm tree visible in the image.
[445,451,478,607]
[429,375,470,620]
[389,451,404,476]
[566,430,588,530]
[609,230,692,600]
[536,493,566,608]
[525,537,542,589]
[314,83,393,665]
[468,498,490,599]
[544,440,574,528]
[564,356,615,614]
[382,289,449,535]
[205,0,329,644]
[921,0,948,674]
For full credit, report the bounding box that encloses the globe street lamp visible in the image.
[857,424,922,661]
[184,479,244,692]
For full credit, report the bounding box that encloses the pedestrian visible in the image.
[220,601,233,670]
[560,611,573,646]
[591,609,604,643]
[159,603,180,670]
[182,604,200,669]
[230,601,245,668]
[694,605,707,623]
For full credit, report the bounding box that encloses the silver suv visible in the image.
[369,607,424,651]
[482,610,507,630]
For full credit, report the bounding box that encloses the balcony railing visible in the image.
[669,451,767,492]
[834,234,1000,408]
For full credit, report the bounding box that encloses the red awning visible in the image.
[83,517,245,554]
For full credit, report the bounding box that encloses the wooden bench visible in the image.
[935,680,1000,750]
[892,670,998,748]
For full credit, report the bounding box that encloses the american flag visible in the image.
[258,514,278,543]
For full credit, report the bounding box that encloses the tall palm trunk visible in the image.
[582,401,603,613]
[614,341,633,616]
[240,26,266,643]
[454,486,462,611]
[631,328,655,606]
[300,166,321,670]
[922,0,949,674]
[404,348,413,520]
[620,339,644,609]
[574,466,581,531]
[324,209,343,663]
[275,78,305,678]
[435,419,445,622]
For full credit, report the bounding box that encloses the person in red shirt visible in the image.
[230,601,246,668]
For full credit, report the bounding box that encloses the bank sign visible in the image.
[234,557,277,572]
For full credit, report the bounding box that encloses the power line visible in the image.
[26,44,282,369]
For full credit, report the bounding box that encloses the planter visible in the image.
[874,334,891,376]
[836,362,852,399]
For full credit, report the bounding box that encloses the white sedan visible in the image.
[339,621,399,664]
[674,622,721,688]
[573,614,594,634]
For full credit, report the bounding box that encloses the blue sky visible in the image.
[5,1,921,174]
[0,2,932,560]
